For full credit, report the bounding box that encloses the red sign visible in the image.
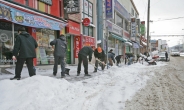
[82,35,95,47]
[82,18,90,26]
[123,30,130,39]
[141,36,147,42]
[67,20,80,35]
[74,36,82,58]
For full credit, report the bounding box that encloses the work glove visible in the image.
[12,56,16,60]
[95,58,98,60]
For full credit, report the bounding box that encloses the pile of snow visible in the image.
[0,62,167,110]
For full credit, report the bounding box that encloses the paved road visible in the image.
[124,55,184,110]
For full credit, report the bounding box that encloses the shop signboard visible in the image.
[131,18,136,41]
[123,29,130,39]
[83,17,90,26]
[82,35,95,47]
[0,4,12,21]
[112,23,122,36]
[64,0,80,14]
[67,20,80,35]
[105,0,114,19]
[140,21,145,35]
[0,4,67,30]
[106,20,122,36]
[74,36,82,58]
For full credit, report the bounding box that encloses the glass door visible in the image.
[0,21,13,65]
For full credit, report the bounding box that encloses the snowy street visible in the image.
[0,57,184,110]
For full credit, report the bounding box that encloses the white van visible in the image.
[171,50,180,56]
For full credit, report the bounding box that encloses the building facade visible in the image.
[0,0,67,67]
[103,0,142,58]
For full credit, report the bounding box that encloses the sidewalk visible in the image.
[0,62,132,81]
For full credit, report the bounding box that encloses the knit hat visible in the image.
[97,47,102,53]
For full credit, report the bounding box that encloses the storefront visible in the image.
[123,29,132,53]
[0,2,67,66]
[140,36,147,53]
[106,20,127,56]
[66,20,81,64]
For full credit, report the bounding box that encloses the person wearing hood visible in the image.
[10,27,38,80]
[165,51,168,62]
[115,55,123,66]
[108,49,115,66]
[50,34,67,78]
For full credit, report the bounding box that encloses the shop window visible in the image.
[36,28,56,65]
[83,0,93,23]
[89,27,93,37]
[0,21,27,65]
[125,21,129,31]
[83,25,93,37]
[25,0,29,6]
[0,21,13,65]
[116,14,123,28]
[108,36,115,49]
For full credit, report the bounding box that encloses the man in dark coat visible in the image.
[165,51,168,62]
[50,34,67,78]
[115,55,123,66]
[93,44,106,72]
[10,27,38,80]
[77,46,95,76]
[108,49,115,66]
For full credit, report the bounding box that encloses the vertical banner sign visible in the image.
[131,18,136,41]
[105,0,114,19]
[140,21,145,35]
[74,36,81,58]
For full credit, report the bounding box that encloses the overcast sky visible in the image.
[133,0,184,47]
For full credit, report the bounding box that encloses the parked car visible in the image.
[158,52,170,61]
[171,50,180,56]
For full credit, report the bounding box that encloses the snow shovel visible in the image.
[65,68,70,76]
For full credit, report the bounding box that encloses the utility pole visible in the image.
[147,0,150,52]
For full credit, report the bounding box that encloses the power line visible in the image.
[151,35,184,37]
[153,16,184,22]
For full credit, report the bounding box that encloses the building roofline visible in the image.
[130,0,139,15]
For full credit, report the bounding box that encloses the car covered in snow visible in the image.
[171,50,180,56]
[158,52,170,61]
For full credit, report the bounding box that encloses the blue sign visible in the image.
[105,0,114,19]
[0,4,67,30]
[114,0,130,20]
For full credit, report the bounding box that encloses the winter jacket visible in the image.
[108,52,115,63]
[165,52,168,58]
[13,32,38,58]
[78,46,93,62]
[115,55,123,62]
[94,48,106,61]
[125,53,134,58]
[50,36,67,57]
